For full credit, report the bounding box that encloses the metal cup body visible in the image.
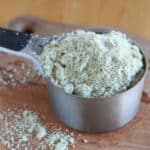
[47,72,145,132]
[46,34,147,132]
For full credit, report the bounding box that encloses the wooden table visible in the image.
[1,0,150,38]
[0,16,150,149]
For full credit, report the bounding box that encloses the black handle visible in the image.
[0,28,31,51]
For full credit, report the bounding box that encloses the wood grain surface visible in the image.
[1,0,150,38]
[0,16,150,149]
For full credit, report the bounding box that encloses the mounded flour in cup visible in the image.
[40,30,143,98]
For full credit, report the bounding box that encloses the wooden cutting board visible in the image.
[0,16,150,150]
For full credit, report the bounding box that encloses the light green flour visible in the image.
[40,30,143,98]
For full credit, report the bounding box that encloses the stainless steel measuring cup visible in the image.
[47,51,147,132]
[0,28,147,132]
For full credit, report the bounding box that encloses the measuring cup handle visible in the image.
[0,28,31,51]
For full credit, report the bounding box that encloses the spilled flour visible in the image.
[0,61,41,86]
[47,131,74,150]
[40,30,144,98]
[0,108,75,150]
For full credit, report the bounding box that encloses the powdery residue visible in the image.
[0,51,43,86]
[0,107,75,150]
[0,61,41,86]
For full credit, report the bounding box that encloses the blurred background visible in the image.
[0,0,150,38]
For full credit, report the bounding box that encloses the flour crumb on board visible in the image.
[23,110,47,140]
[82,139,88,143]
[47,131,75,150]
[0,108,76,150]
